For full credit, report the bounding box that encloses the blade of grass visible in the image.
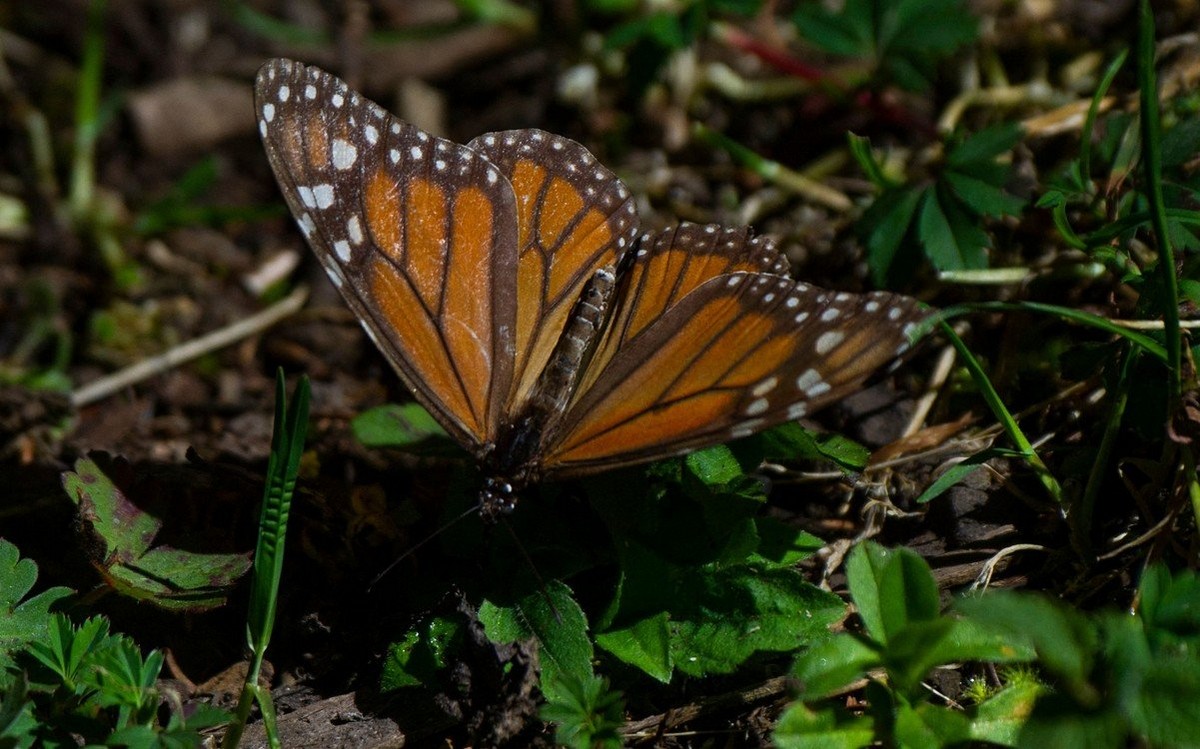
[692,123,852,211]
[1136,0,1181,406]
[939,322,1065,511]
[223,370,310,749]
[1074,344,1136,561]
[1136,0,1198,526]
[938,302,1168,363]
[1079,49,1128,193]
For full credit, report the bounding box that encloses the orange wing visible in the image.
[465,130,639,417]
[255,59,518,451]
[576,223,791,397]
[539,228,931,477]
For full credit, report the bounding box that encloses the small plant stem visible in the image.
[1076,346,1136,561]
[692,123,852,211]
[69,0,105,222]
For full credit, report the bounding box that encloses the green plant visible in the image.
[774,541,1037,748]
[366,421,852,740]
[539,673,625,749]
[792,0,978,92]
[774,542,1200,749]
[956,565,1200,748]
[600,0,766,98]
[0,540,224,746]
[852,123,1027,284]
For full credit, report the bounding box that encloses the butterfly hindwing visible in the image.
[541,228,930,477]
[576,224,791,397]
[255,59,519,450]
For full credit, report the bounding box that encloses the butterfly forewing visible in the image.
[539,229,931,477]
[466,130,639,416]
[255,59,519,450]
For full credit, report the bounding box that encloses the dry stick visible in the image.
[621,676,792,739]
[70,286,309,408]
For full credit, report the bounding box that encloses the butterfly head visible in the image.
[479,476,519,522]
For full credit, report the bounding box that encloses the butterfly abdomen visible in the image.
[484,265,620,501]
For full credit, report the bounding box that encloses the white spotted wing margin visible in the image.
[254,58,520,452]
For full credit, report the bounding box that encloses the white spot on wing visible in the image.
[796,369,828,396]
[313,184,335,209]
[752,377,778,397]
[745,397,769,416]
[331,139,358,170]
[815,331,845,355]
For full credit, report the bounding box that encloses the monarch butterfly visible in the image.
[254,59,931,519]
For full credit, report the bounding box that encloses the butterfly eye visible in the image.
[254,58,933,514]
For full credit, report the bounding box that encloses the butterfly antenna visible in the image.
[368,501,483,591]
[499,517,564,625]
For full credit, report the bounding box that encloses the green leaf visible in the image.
[0,540,72,659]
[60,459,251,611]
[845,542,888,643]
[863,185,923,285]
[1126,654,1200,748]
[684,444,743,486]
[947,123,1023,167]
[943,171,1026,218]
[595,613,673,683]
[351,402,455,452]
[895,698,972,748]
[918,186,985,270]
[845,541,934,645]
[759,423,871,472]
[886,0,978,56]
[791,634,881,698]
[882,618,957,694]
[380,615,463,691]
[791,0,870,57]
[916,448,1023,504]
[774,702,876,749]
[670,565,845,676]
[752,518,824,567]
[1018,693,1126,749]
[480,581,593,703]
[956,591,1098,690]
[0,674,37,749]
[793,0,976,91]
[539,673,625,749]
[1137,565,1200,642]
[26,614,110,685]
[877,546,940,636]
[967,678,1044,746]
